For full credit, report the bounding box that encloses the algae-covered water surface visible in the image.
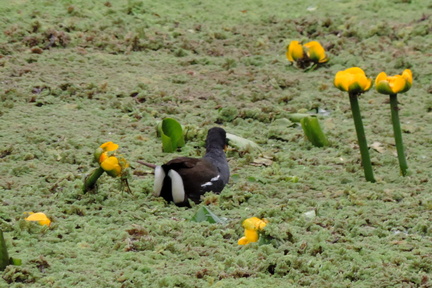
[1,0,432,287]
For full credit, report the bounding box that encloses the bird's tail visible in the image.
[137,160,157,169]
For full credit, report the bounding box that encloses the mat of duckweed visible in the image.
[1,0,432,287]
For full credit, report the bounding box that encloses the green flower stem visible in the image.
[83,167,105,193]
[0,229,10,271]
[348,92,376,183]
[389,94,408,176]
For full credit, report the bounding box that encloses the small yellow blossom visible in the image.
[286,40,304,62]
[375,69,412,95]
[95,141,119,164]
[286,40,328,68]
[92,141,129,177]
[334,67,373,95]
[100,156,124,177]
[24,212,51,226]
[238,217,268,245]
[303,41,329,64]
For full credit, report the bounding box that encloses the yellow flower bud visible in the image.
[286,40,304,62]
[375,69,412,95]
[238,217,268,245]
[303,41,329,64]
[100,156,122,177]
[334,67,373,94]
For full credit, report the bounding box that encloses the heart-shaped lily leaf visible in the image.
[157,118,185,153]
[300,116,329,147]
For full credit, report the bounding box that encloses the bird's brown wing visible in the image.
[165,157,200,169]
[165,157,220,203]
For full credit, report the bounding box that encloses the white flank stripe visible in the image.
[168,170,186,204]
[201,174,220,187]
[153,166,165,196]
[211,175,220,181]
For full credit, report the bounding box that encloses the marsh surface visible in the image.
[1,0,431,287]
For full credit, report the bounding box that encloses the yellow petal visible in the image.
[402,69,412,85]
[334,70,353,91]
[244,229,259,243]
[360,76,373,92]
[242,217,268,231]
[25,212,51,226]
[238,236,249,245]
[99,141,119,152]
[286,41,304,62]
[375,72,388,87]
[304,41,328,63]
[98,151,109,164]
[101,156,122,177]
[388,76,406,93]
[334,67,372,94]
[400,69,412,92]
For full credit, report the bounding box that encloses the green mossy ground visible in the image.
[1,0,432,287]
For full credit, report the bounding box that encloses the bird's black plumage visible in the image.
[154,127,230,207]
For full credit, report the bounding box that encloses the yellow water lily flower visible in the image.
[24,212,51,226]
[375,69,412,95]
[100,155,129,177]
[286,40,304,62]
[238,217,268,245]
[303,41,329,64]
[334,67,373,95]
[95,141,119,163]
[100,156,122,177]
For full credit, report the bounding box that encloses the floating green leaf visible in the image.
[300,116,329,147]
[157,118,185,153]
[0,229,10,271]
[226,133,261,152]
[190,206,226,224]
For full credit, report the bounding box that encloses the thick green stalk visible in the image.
[0,229,10,271]
[83,167,105,193]
[348,93,376,182]
[389,94,408,176]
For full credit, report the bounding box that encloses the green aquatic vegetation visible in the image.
[1,0,432,286]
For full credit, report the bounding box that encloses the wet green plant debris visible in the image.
[1,0,432,287]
